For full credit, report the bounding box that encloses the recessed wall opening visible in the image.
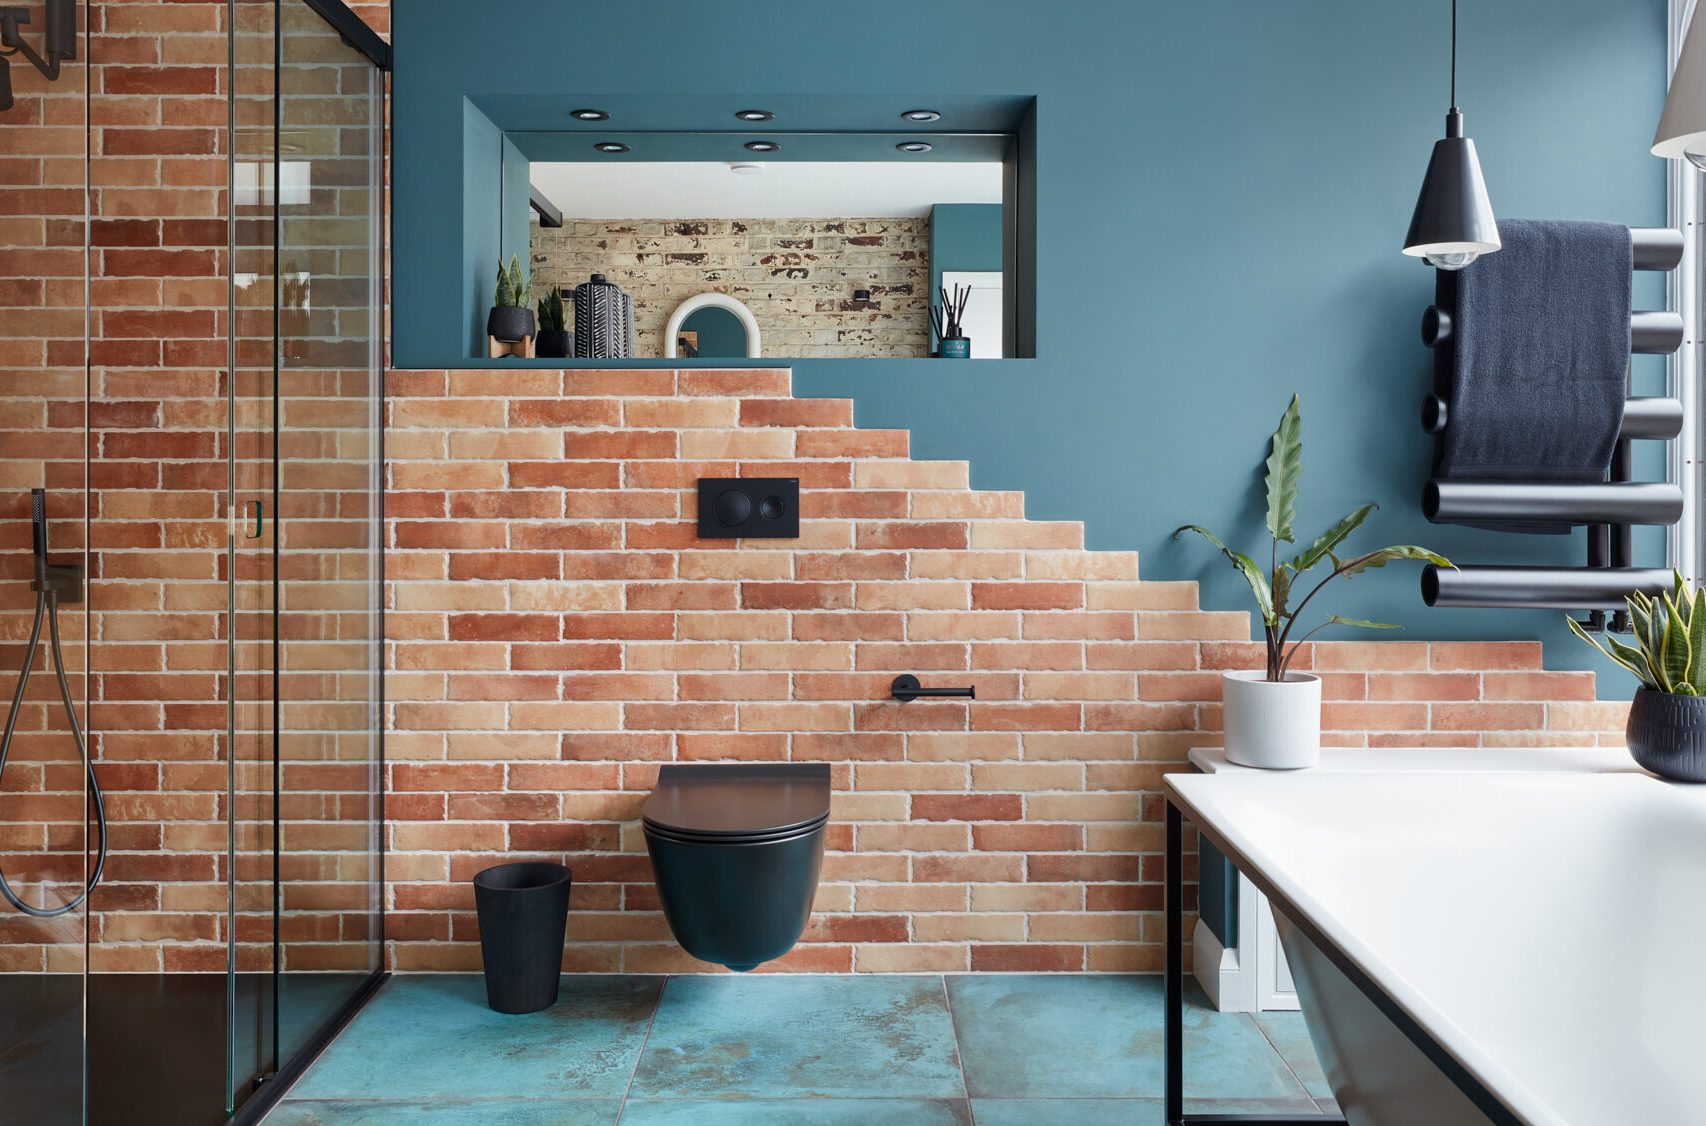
[451,94,1038,365]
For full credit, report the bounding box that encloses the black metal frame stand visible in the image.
[1166,802,1347,1126]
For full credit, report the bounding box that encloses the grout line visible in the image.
[614,971,667,1123]
[1246,1011,1315,1103]
[939,972,975,1122]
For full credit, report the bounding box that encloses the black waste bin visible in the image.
[472,861,571,1014]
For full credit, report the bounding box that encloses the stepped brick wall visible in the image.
[383,367,1628,974]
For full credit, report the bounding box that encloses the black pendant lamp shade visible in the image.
[1402,1,1499,270]
[1403,109,1500,269]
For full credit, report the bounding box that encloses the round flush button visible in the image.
[759,495,786,520]
[716,489,752,526]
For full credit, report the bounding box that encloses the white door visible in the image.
[941,270,1003,358]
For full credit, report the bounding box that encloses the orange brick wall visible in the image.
[1,0,392,977]
[383,367,1629,974]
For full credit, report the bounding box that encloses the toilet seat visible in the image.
[641,763,831,842]
[641,762,832,971]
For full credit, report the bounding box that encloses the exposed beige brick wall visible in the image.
[382,367,1628,974]
[530,218,929,359]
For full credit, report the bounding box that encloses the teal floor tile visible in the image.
[971,1099,1163,1125]
[1254,1010,1333,1099]
[290,976,661,1100]
[618,1098,970,1124]
[945,974,1306,1101]
[267,1101,618,1125]
[629,976,963,1099]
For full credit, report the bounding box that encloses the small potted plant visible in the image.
[536,285,570,358]
[487,255,535,345]
[1569,576,1706,782]
[1175,395,1452,769]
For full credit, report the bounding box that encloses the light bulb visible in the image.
[1686,148,1706,173]
[1424,250,1479,271]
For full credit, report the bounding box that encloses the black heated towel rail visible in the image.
[1419,225,1686,631]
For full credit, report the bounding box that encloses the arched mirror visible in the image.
[665,293,762,359]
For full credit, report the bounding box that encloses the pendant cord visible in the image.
[1450,0,1458,110]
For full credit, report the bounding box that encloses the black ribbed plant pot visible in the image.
[537,329,571,358]
[1626,687,1706,783]
[473,862,571,1014]
[487,306,535,344]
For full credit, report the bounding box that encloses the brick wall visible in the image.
[383,367,1629,974]
[530,217,929,359]
[0,0,91,975]
[0,0,391,978]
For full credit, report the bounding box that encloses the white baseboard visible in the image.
[1191,919,1249,1012]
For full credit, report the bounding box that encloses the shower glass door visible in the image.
[272,0,385,1070]
[227,0,386,1114]
[229,0,281,1112]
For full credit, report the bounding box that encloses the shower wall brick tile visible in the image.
[382,367,1629,974]
[0,0,389,977]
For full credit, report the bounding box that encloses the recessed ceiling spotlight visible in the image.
[744,140,781,153]
[735,109,775,122]
[571,108,609,121]
[896,141,934,153]
[593,142,630,154]
[901,109,941,122]
[729,162,765,175]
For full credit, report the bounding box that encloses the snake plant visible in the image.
[1174,394,1453,682]
[1569,573,1706,694]
[537,286,567,331]
[493,255,529,308]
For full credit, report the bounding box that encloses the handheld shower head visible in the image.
[30,487,45,578]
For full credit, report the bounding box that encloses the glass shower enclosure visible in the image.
[0,0,387,1122]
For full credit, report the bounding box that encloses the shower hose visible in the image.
[0,489,106,917]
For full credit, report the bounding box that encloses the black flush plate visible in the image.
[698,478,799,538]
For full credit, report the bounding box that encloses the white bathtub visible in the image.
[1166,766,1706,1125]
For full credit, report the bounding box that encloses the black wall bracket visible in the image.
[891,675,975,702]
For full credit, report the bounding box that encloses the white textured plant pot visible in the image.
[1222,671,1322,769]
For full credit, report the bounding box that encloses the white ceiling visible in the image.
[530,161,1003,220]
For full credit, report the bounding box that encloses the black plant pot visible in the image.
[473,861,571,1014]
[1626,687,1706,783]
[537,328,571,358]
[487,306,536,344]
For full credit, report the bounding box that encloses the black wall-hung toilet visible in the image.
[642,762,831,972]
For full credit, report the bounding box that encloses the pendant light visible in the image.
[1654,6,1706,168]
[1403,0,1500,270]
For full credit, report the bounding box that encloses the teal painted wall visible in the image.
[463,100,534,353]
[929,203,1004,340]
[461,98,502,356]
[397,1,1669,693]
[1198,839,1236,947]
[502,134,532,299]
[680,306,750,358]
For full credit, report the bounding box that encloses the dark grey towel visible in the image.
[1438,220,1631,505]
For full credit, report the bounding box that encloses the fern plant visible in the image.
[1174,395,1453,682]
[1569,574,1706,694]
[537,286,567,331]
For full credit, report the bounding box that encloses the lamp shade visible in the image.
[1654,8,1706,167]
[1403,111,1500,268]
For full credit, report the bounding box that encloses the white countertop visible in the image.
[1167,756,1705,1126]
[1187,744,1643,776]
